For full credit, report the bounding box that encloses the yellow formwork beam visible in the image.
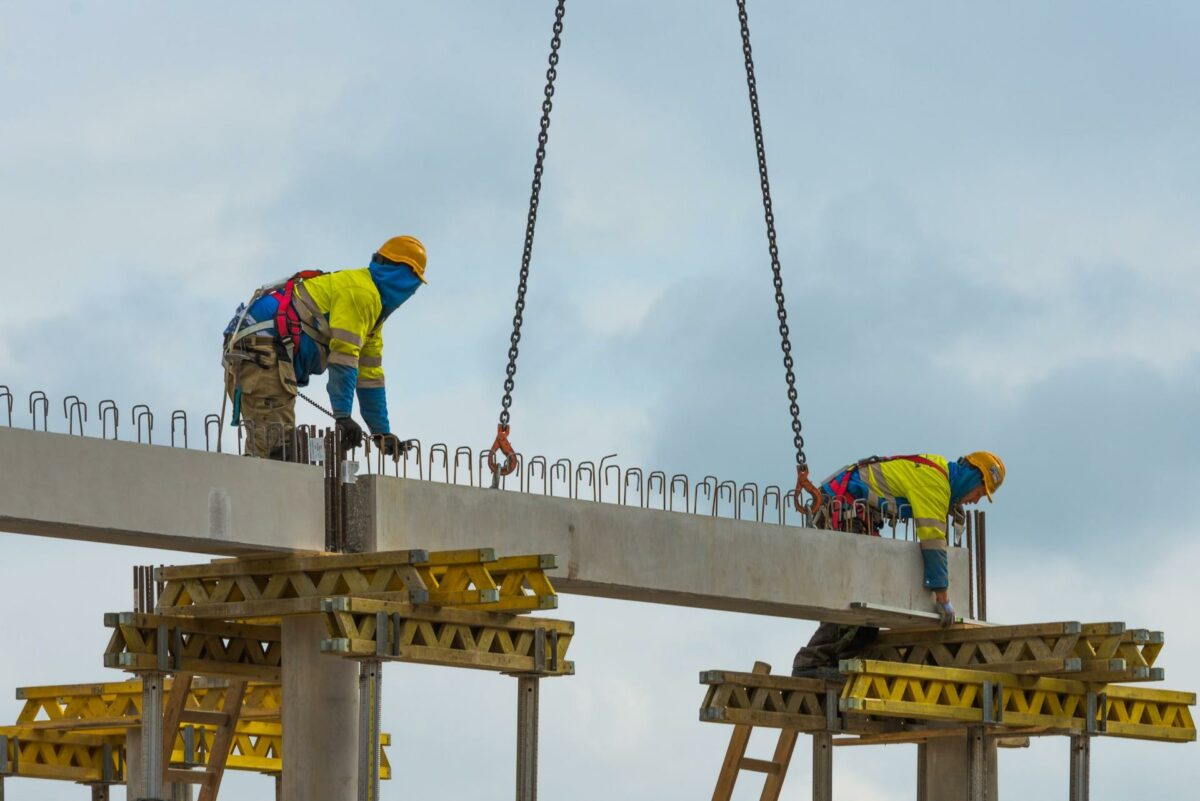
[0,723,391,782]
[16,679,281,731]
[319,597,574,676]
[839,659,1196,743]
[865,622,1162,683]
[154,548,557,618]
[0,727,122,784]
[103,613,282,682]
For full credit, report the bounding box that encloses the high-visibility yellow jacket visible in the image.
[853,453,952,550]
[296,269,388,389]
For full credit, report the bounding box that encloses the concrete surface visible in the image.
[918,735,998,801]
[0,428,969,623]
[281,615,358,801]
[359,476,970,624]
[0,427,324,554]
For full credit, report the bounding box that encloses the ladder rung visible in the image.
[739,757,781,775]
[165,768,209,785]
[179,709,231,726]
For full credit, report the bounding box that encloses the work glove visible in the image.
[934,593,956,628]
[372,434,409,458]
[334,416,364,450]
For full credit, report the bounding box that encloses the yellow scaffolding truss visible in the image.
[864,622,1165,683]
[154,548,558,618]
[839,659,1195,743]
[320,597,574,675]
[15,679,281,731]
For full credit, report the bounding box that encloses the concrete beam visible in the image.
[357,477,970,624]
[0,428,969,623]
[0,427,324,554]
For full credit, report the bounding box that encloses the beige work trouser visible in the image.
[224,336,298,459]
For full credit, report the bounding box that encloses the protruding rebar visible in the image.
[99,400,119,440]
[132,404,153,444]
[0,385,12,426]
[170,410,188,448]
[28,390,48,431]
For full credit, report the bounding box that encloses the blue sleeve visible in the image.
[357,386,389,435]
[921,549,949,591]
[326,363,357,417]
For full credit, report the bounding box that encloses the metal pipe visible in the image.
[978,511,988,621]
[141,672,165,800]
[812,732,832,801]
[357,660,383,801]
[515,676,540,801]
[1069,734,1090,801]
[966,726,987,801]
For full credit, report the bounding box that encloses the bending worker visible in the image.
[222,236,427,460]
[791,451,1005,677]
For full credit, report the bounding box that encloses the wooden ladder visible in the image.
[711,661,802,801]
[160,673,247,801]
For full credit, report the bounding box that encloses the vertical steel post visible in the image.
[966,726,987,801]
[812,732,832,801]
[977,512,988,621]
[516,676,540,801]
[92,785,110,801]
[275,775,283,801]
[357,660,383,801]
[915,742,927,801]
[1069,735,1090,801]
[141,672,165,801]
[0,775,5,801]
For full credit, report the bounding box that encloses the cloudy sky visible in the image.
[1,1,1198,798]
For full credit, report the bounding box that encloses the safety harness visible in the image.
[825,455,949,531]
[226,271,329,358]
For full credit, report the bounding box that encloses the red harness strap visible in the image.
[826,455,948,530]
[271,270,324,358]
[893,454,948,479]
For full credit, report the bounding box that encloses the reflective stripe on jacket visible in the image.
[855,453,951,546]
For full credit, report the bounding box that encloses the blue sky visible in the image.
[1,2,1198,798]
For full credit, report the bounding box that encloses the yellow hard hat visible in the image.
[376,235,428,284]
[964,451,1005,502]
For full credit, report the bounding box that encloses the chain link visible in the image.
[497,0,567,430]
[736,0,807,468]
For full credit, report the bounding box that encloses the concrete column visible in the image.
[917,734,998,801]
[282,615,359,801]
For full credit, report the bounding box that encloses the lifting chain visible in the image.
[735,0,821,513]
[489,0,567,486]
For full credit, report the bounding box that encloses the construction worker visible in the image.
[221,236,427,460]
[791,451,1005,676]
